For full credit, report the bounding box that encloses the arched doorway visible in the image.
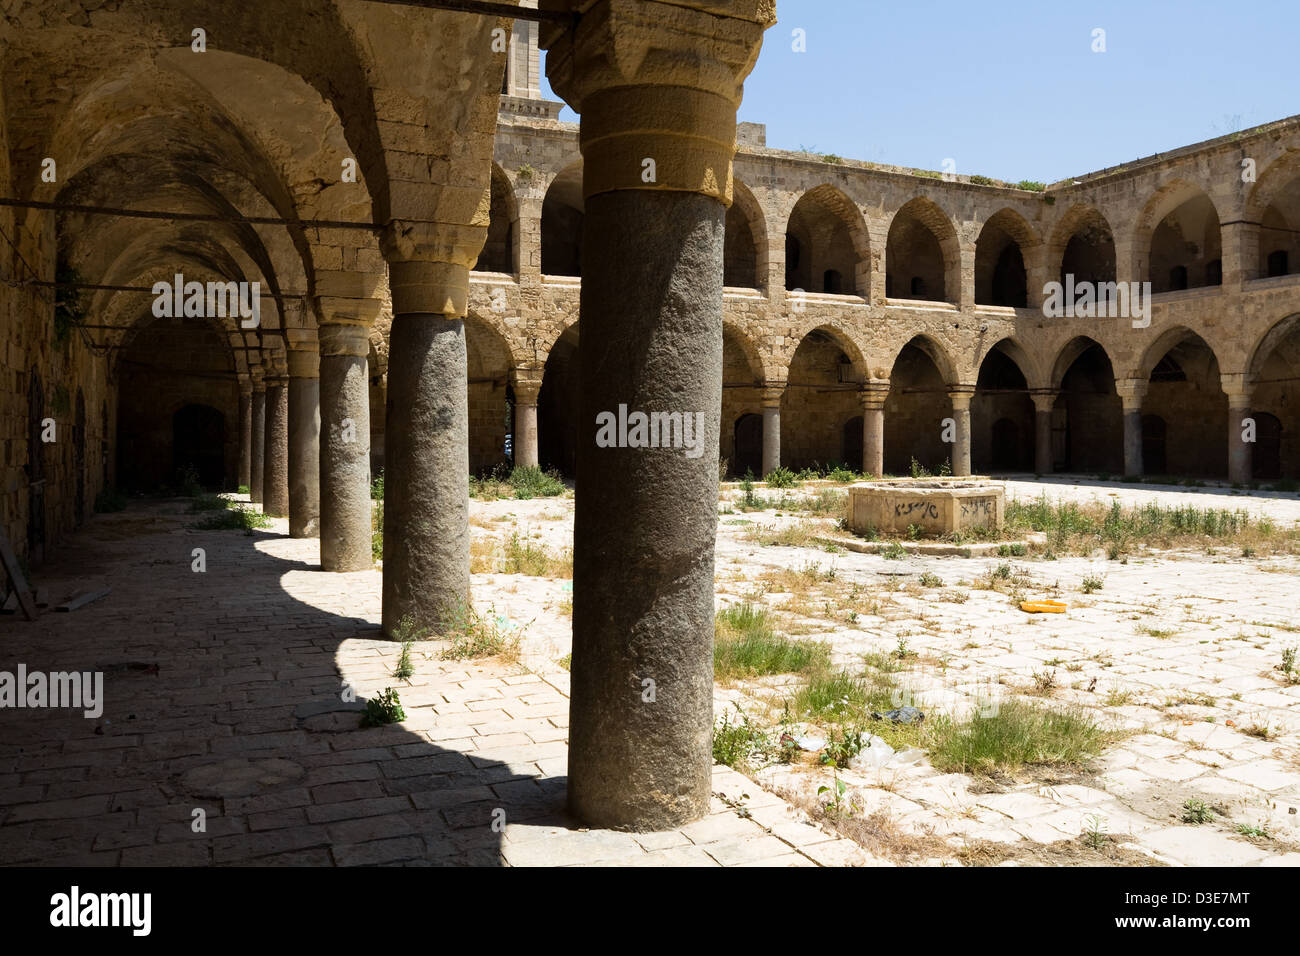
[885,337,954,474]
[1052,339,1122,473]
[173,404,226,489]
[973,342,1034,472]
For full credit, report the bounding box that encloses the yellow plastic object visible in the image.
[1020,599,1068,614]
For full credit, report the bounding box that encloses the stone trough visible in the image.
[846,478,1005,538]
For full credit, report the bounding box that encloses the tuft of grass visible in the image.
[508,465,565,499]
[712,705,773,769]
[192,503,271,532]
[438,600,522,662]
[1180,798,1216,824]
[714,603,829,680]
[927,699,1112,776]
[497,531,572,577]
[919,571,944,588]
[1080,574,1104,593]
[372,500,384,561]
[764,466,799,489]
[370,471,385,500]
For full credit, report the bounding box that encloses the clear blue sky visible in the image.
[541,0,1299,183]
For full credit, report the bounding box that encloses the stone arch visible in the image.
[725,179,767,291]
[720,321,767,477]
[973,340,1035,472]
[1135,180,1223,292]
[1246,154,1300,280]
[886,332,958,387]
[465,313,516,474]
[1050,336,1122,473]
[884,334,957,474]
[1049,203,1116,286]
[1139,327,1227,476]
[541,162,584,277]
[975,208,1041,308]
[115,312,241,491]
[974,335,1042,391]
[474,163,519,275]
[885,197,960,304]
[784,184,870,296]
[781,325,867,470]
[1247,313,1300,479]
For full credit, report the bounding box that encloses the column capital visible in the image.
[317,321,372,359]
[381,221,487,318]
[1221,372,1254,408]
[249,367,267,391]
[315,295,384,329]
[510,367,544,404]
[858,380,890,410]
[948,384,976,411]
[759,383,784,407]
[1029,389,1058,413]
[1114,377,1148,409]
[541,0,774,203]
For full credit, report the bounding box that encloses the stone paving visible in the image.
[0,499,865,867]
[468,475,1300,865]
[4,476,1300,866]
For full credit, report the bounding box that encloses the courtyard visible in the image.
[3,474,1297,867]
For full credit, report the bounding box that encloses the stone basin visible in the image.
[846,479,1004,537]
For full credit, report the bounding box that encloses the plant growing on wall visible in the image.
[53,264,87,348]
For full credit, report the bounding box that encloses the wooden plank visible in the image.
[0,528,37,621]
[56,588,111,613]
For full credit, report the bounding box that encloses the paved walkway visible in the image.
[0,500,862,867]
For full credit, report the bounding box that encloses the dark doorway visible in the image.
[173,404,226,488]
[1254,412,1283,480]
[841,416,863,471]
[1142,414,1167,474]
[991,418,1020,471]
[26,371,45,567]
[733,413,762,478]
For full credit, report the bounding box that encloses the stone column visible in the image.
[318,318,374,571]
[1116,379,1147,479]
[542,0,773,831]
[262,369,290,517]
[859,381,889,477]
[949,386,975,476]
[1221,220,1254,288]
[760,385,782,477]
[379,240,477,637]
[250,375,266,504]
[1227,386,1254,484]
[288,345,321,537]
[238,384,252,493]
[511,368,543,469]
[1031,390,1057,475]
